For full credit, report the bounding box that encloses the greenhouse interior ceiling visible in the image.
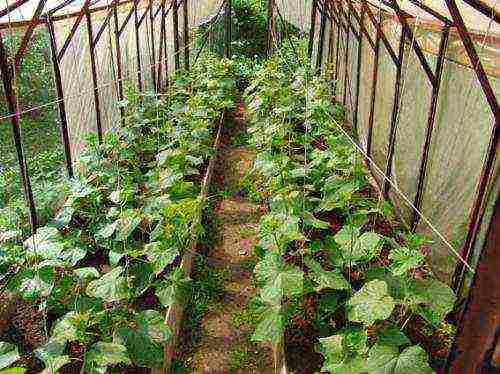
[0,0,498,373]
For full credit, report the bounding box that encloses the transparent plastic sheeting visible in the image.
[276,0,312,31]
[50,0,222,159]
[320,8,500,287]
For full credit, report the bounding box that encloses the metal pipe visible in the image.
[316,6,327,74]
[46,16,74,178]
[342,6,351,105]
[134,1,143,91]
[308,0,318,60]
[150,0,157,90]
[224,0,232,58]
[411,25,450,230]
[173,0,180,70]
[353,3,365,132]
[383,30,405,197]
[113,6,125,125]
[0,33,38,230]
[366,28,380,161]
[183,0,189,70]
[85,8,103,143]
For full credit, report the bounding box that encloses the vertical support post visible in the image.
[161,1,169,87]
[366,29,380,160]
[224,0,232,58]
[342,6,351,106]
[446,195,500,372]
[172,0,180,70]
[183,0,189,70]
[333,19,341,101]
[446,0,500,294]
[411,26,450,230]
[353,5,364,132]
[134,1,143,91]
[327,16,334,80]
[113,7,125,125]
[0,34,38,230]
[308,0,318,60]
[315,5,327,74]
[383,31,405,197]
[46,16,74,178]
[85,8,103,143]
[149,0,157,91]
[157,0,166,91]
[266,0,275,57]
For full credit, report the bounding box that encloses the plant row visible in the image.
[243,41,456,373]
[0,55,237,373]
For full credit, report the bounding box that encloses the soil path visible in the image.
[184,102,275,373]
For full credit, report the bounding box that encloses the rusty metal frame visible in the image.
[134,0,143,91]
[353,1,364,131]
[411,25,450,230]
[149,1,157,90]
[85,4,103,143]
[308,0,318,60]
[46,15,74,178]
[13,0,47,71]
[445,0,499,297]
[0,32,38,231]
[342,6,351,105]
[183,0,189,70]
[383,29,405,197]
[266,0,275,56]
[315,4,328,74]
[113,6,125,124]
[172,0,180,70]
[57,0,93,61]
[366,21,380,160]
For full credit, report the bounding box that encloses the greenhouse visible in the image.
[0,0,498,373]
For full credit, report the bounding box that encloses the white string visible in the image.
[328,113,474,273]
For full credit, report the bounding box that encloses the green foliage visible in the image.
[243,40,455,372]
[0,53,236,372]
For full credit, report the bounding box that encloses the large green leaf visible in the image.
[305,257,350,291]
[115,210,142,242]
[145,242,179,275]
[50,311,90,343]
[408,279,455,325]
[364,344,434,374]
[388,246,425,276]
[23,227,63,260]
[251,306,283,345]
[36,341,70,374]
[334,228,382,264]
[347,280,395,326]
[83,342,130,374]
[259,266,303,305]
[115,310,171,368]
[318,329,367,374]
[86,267,130,303]
[0,342,19,370]
[155,268,190,308]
